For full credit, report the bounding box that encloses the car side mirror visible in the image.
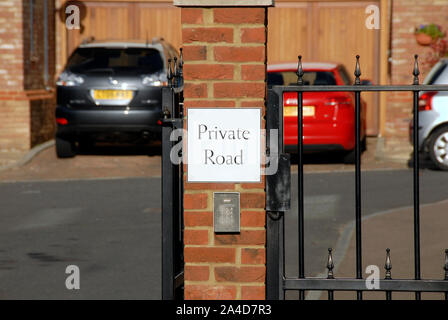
[361,79,373,85]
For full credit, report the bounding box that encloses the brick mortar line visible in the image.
[185,263,265,267]
[184,244,266,248]
[185,280,265,285]
[184,80,266,83]
[235,64,241,81]
[184,208,210,212]
[203,7,213,24]
[184,226,211,230]
[183,62,265,66]
[184,97,265,100]
[181,24,266,28]
[183,61,265,65]
[182,42,266,47]
[234,26,241,45]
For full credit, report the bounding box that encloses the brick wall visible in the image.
[0,0,24,90]
[0,0,56,154]
[385,0,448,158]
[182,7,267,300]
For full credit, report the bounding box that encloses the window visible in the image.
[267,71,336,86]
[67,47,164,74]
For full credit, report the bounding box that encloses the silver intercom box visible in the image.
[213,192,240,233]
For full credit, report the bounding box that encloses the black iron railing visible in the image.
[161,49,184,300]
[266,54,448,300]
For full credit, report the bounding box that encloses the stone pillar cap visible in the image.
[174,0,274,7]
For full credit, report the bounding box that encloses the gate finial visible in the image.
[179,48,184,78]
[413,54,420,85]
[444,249,448,280]
[167,58,173,87]
[385,248,392,280]
[173,57,178,81]
[354,55,361,85]
[297,55,304,85]
[327,248,334,279]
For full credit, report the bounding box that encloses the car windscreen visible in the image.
[267,71,336,86]
[66,47,164,74]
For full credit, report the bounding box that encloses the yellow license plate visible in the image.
[284,106,315,117]
[93,90,133,100]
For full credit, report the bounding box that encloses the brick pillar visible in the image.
[178,2,271,300]
[0,0,56,155]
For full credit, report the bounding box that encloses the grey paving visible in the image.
[285,169,448,279]
[0,178,160,299]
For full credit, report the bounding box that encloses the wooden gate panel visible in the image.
[65,2,181,59]
[268,1,380,135]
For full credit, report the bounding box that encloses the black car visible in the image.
[55,39,179,158]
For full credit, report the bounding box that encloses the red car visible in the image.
[267,62,367,163]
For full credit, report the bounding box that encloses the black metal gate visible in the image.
[161,53,184,300]
[266,54,448,300]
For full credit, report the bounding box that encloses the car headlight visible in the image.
[141,75,168,87]
[56,71,84,87]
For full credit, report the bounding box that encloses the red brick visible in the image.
[185,265,210,281]
[181,8,203,24]
[185,182,235,190]
[184,229,209,245]
[184,247,236,263]
[241,286,265,300]
[213,8,265,24]
[241,192,265,208]
[184,193,208,210]
[241,27,266,43]
[184,211,213,227]
[214,266,265,282]
[183,28,233,44]
[184,83,208,98]
[241,211,265,228]
[183,46,207,61]
[240,175,265,189]
[214,83,265,99]
[241,65,265,81]
[241,248,265,264]
[214,46,265,62]
[215,230,265,246]
[184,100,236,108]
[240,100,265,108]
[185,285,237,300]
[184,64,234,80]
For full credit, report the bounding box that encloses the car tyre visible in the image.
[56,137,76,158]
[343,149,356,164]
[361,137,367,152]
[428,126,448,171]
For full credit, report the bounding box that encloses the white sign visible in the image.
[187,108,261,183]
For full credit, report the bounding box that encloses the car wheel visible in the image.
[56,137,76,158]
[428,126,448,170]
[343,149,356,164]
[361,137,367,152]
